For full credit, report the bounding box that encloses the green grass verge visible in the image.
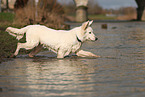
[88,14,117,20]
[0,12,15,22]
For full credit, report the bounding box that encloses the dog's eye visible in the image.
[89,32,91,34]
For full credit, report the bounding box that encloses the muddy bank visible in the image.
[0,27,17,63]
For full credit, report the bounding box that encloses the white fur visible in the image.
[6,21,99,58]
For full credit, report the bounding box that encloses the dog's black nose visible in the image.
[95,37,98,41]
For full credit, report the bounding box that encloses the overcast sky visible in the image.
[58,0,137,9]
[97,0,137,9]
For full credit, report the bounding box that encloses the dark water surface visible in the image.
[1,22,145,97]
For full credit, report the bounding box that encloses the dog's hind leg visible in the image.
[76,50,100,58]
[13,43,21,56]
[13,40,39,57]
[28,44,43,57]
[10,43,22,58]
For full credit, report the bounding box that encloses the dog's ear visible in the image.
[82,21,89,30]
[89,20,93,26]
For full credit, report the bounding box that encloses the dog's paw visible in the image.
[94,55,100,58]
[28,54,34,58]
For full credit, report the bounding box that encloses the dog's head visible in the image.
[77,20,98,42]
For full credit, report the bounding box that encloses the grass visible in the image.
[66,14,117,21]
[0,30,18,58]
[88,14,117,20]
[0,12,15,23]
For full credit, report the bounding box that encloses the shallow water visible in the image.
[1,22,145,97]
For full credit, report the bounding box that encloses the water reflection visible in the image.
[1,22,145,97]
[0,58,100,97]
[1,56,145,97]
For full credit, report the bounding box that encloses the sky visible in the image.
[58,0,137,9]
[96,0,137,9]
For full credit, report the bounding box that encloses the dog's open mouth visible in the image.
[89,37,98,41]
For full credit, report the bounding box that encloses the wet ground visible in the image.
[0,22,145,97]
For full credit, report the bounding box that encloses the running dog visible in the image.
[6,20,100,58]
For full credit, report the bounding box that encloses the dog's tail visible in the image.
[6,26,31,40]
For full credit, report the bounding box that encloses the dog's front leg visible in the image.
[57,50,65,58]
[76,50,100,58]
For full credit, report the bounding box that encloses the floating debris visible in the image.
[112,27,117,29]
[101,24,107,29]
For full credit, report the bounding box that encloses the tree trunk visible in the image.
[76,6,88,22]
[135,0,145,21]
[6,0,9,11]
[74,0,88,22]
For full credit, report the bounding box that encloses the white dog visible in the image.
[6,21,99,58]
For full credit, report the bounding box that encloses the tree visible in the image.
[6,0,9,11]
[135,0,145,21]
[73,0,89,22]
[14,0,28,9]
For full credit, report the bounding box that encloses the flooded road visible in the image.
[1,22,145,97]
